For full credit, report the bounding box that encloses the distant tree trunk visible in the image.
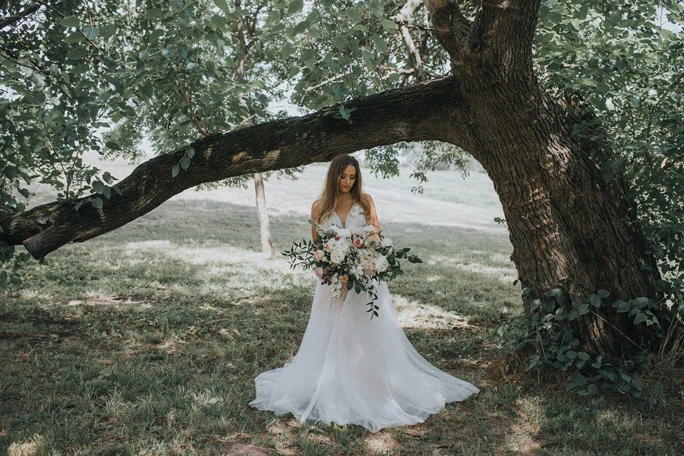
[237,0,274,257]
[253,172,274,256]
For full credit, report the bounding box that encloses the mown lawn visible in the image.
[1,196,682,455]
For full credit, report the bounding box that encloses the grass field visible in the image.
[1,163,682,455]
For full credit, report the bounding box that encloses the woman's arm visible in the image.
[311,200,321,241]
[364,194,381,233]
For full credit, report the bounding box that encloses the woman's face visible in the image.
[337,164,357,194]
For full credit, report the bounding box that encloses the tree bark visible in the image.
[425,0,662,354]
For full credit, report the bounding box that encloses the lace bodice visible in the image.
[322,202,367,231]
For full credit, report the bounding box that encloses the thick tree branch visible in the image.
[0,77,469,260]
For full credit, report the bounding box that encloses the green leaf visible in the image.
[588,294,601,308]
[578,383,598,396]
[172,164,180,178]
[82,26,99,41]
[60,16,80,28]
[346,7,362,22]
[544,288,562,297]
[213,0,231,15]
[288,0,303,15]
[145,8,164,20]
[92,181,105,193]
[339,106,351,120]
[91,197,103,209]
[100,24,117,39]
[597,289,610,299]
[180,157,191,170]
[65,32,85,44]
[381,19,395,31]
[66,47,88,60]
[140,84,154,100]
[633,313,648,325]
[106,141,121,150]
[614,300,631,313]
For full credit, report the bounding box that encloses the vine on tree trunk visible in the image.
[512,286,683,402]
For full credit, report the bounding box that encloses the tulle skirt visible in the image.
[249,281,479,433]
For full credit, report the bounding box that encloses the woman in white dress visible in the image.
[250,154,479,433]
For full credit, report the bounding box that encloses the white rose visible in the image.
[332,227,351,239]
[330,249,345,264]
[374,255,389,273]
[382,237,393,248]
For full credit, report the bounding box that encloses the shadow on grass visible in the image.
[1,200,682,455]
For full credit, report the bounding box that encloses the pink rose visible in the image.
[353,238,363,248]
[313,250,324,261]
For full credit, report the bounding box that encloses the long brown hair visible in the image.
[316,154,371,224]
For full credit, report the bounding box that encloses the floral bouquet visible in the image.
[283,219,422,318]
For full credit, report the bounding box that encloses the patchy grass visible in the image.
[2,179,683,455]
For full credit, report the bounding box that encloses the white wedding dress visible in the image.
[249,203,479,432]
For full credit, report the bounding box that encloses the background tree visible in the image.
[1,0,682,386]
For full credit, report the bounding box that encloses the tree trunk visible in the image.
[452,72,660,355]
[237,3,274,257]
[422,0,663,355]
[253,172,274,257]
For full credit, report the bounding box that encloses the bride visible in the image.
[249,154,479,433]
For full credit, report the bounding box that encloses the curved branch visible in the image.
[0,77,470,260]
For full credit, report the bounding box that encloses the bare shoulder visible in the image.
[362,193,375,205]
[311,199,322,216]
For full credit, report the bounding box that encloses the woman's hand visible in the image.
[339,275,349,303]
